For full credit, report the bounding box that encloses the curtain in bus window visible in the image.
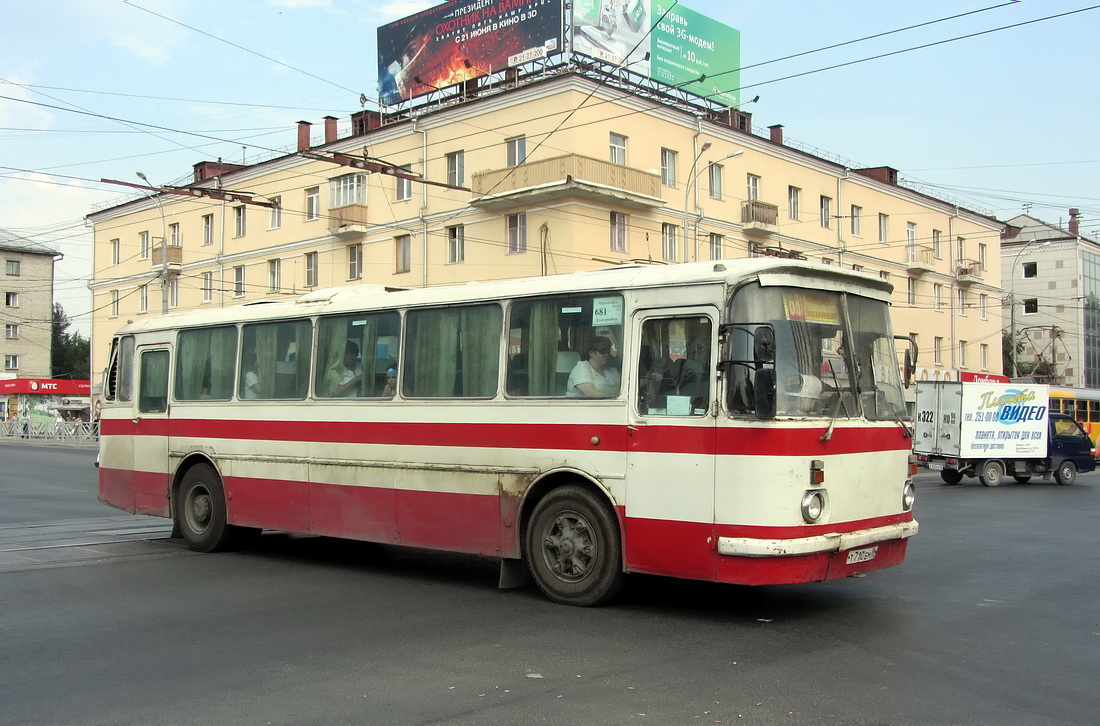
[525,301,558,396]
[405,305,500,397]
[317,315,379,397]
[176,328,236,400]
[459,306,501,397]
[243,321,312,400]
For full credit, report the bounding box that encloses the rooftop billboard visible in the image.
[378,0,564,105]
[572,0,740,107]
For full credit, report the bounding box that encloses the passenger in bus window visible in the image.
[242,351,261,399]
[325,341,364,397]
[382,367,397,398]
[567,337,621,397]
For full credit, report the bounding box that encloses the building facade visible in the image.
[1,229,59,381]
[87,68,1006,399]
[1002,209,1100,387]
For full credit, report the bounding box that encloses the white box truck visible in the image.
[913,381,1096,486]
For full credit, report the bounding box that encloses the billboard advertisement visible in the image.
[377,0,564,105]
[572,0,740,107]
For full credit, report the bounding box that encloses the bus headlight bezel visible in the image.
[801,489,827,524]
[902,481,916,511]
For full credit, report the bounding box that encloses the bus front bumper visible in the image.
[717,520,919,558]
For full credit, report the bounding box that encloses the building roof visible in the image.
[0,228,61,257]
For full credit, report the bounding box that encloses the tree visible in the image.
[51,303,90,380]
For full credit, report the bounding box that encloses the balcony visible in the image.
[956,258,983,285]
[740,200,779,236]
[150,243,182,270]
[328,203,369,237]
[470,154,664,211]
[906,244,935,274]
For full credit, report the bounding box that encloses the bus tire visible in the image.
[175,463,237,552]
[1054,460,1077,486]
[526,485,625,607]
[978,460,1003,487]
[940,469,963,486]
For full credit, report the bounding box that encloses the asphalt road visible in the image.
[1,441,1097,725]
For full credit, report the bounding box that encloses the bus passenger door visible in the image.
[624,309,719,580]
[129,346,172,517]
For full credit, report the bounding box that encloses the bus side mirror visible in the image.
[896,334,917,388]
[754,368,777,419]
[753,326,776,364]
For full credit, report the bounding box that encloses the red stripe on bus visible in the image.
[101,418,910,455]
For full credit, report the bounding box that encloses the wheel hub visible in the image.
[543,513,596,582]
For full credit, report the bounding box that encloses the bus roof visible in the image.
[113,259,892,336]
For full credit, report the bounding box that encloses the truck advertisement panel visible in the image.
[377,0,563,105]
[958,384,1049,458]
[572,0,740,107]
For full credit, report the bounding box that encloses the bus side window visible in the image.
[638,317,712,416]
[118,336,135,403]
[138,350,170,414]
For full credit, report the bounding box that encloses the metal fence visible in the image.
[0,420,99,442]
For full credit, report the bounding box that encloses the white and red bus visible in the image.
[99,260,918,605]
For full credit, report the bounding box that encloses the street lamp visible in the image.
[136,172,169,315]
[1007,237,1051,378]
[683,145,743,262]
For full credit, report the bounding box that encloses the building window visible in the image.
[234,205,246,237]
[850,205,862,236]
[446,151,465,187]
[5,323,18,339]
[305,186,321,220]
[978,243,987,271]
[958,288,967,316]
[140,230,150,260]
[980,343,989,370]
[956,236,965,261]
[906,221,917,246]
[348,243,362,280]
[330,173,364,208]
[934,336,943,365]
[1023,298,1038,314]
[111,238,120,265]
[168,277,179,308]
[395,234,412,273]
[139,284,148,313]
[820,196,832,228]
[168,222,180,246]
[907,278,916,306]
[305,252,318,287]
[268,259,281,292]
[5,292,18,307]
[660,148,677,188]
[507,214,527,254]
[878,213,889,243]
[662,222,678,262]
[203,272,214,302]
[746,173,759,202]
[234,265,246,297]
[506,136,526,167]
[4,355,17,370]
[609,133,626,164]
[709,233,723,261]
[447,225,465,264]
[111,290,119,317]
[709,163,724,200]
[958,340,968,368]
[5,259,19,276]
[929,229,941,258]
[1022,261,1037,278]
[202,214,214,245]
[980,294,988,320]
[270,197,282,229]
[788,186,800,220]
[934,283,943,311]
[395,165,413,202]
[610,212,627,253]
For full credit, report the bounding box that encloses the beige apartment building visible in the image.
[2,229,59,379]
[87,68,1006,392]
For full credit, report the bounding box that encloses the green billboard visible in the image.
[572,0,740,107]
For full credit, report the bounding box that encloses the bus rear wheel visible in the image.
[526,485,624,607]
[175,463,248,552]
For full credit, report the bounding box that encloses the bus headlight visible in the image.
[801,490,827,523]
[902,481,916,511]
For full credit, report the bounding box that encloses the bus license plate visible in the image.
[845,546,878,565]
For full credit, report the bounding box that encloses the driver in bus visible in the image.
[567,337,621,397]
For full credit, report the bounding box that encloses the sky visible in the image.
[2,0,1098,336]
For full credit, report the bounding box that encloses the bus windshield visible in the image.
[725,283,906,421]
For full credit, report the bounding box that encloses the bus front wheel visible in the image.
[175,463,240,552]
[526,486,625,607]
